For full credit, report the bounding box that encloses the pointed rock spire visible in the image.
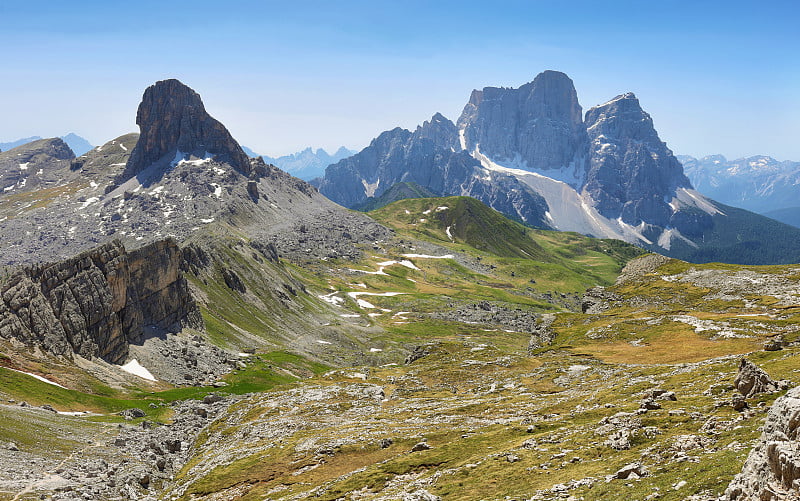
[118,79,251,183]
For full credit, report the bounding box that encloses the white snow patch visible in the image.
[404,209,411,214]
[419,218,427,223]
[18,162,29,170]
[316,340,332,345]
[370,348,383,352]
[200,218,214,223]
[89,181,99,189]
[80,197,100,209]
[671,315,749,339]
[401,253,454,259]
[150,186,165,195]
[436,206,449,211]
[445,225,453,241]
[120,359,157,381]
[210,183,223,199]
[348,267,388,276]
[5,368,66,388]
[340,314,361,318]
[362,179,380,197]
[119,142,127,151]
[319,292,344,306]
[422,209,432,215]
[347,291,405,309]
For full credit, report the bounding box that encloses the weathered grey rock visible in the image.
[732,394,748,412]
[411,441,431,452]
[403,489,441,501]
[726,386,800,499]
[641,399,661,410]
[119,408,146,419]
[735,358,779,398]
[605,428,633,450]
[614,462,648,480]
[0,238,201,364]
[764,337,784,351]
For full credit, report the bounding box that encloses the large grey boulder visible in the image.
[735,358,779,398]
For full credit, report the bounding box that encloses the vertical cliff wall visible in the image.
[0,238,201,364]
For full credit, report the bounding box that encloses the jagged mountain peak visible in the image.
[117,78,251,184]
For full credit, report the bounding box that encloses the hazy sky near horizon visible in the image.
[1,0,798,160]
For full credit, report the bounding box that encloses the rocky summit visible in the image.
[117,79,252,184]
[458,70,587,175]
[318,70,800,265]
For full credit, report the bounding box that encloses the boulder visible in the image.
[735,358,779,398]
[614,462,648,480]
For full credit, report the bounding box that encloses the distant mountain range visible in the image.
[679,154,800,226]
[0,133,93,156]
[242,146,355,181]
[317,70,800,265]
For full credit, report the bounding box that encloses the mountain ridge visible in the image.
[318,71,800,265]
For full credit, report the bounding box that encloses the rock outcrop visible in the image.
[725,386,800,499]
[458,70,587,173]
[735,358,780,398]
[0,238,201,364]
[117,79,252,184]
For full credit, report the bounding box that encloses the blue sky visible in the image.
[1,0,798,159]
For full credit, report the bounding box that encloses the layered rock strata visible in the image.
[0,238,200,364]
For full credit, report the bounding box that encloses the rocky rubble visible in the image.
[0,238,200,364]
[2,395,240,500]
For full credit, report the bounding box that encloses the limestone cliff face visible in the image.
[0,239,201,364]
[583,93,692,227]
[457,70,586,172]
[726,385,800,500]
[117,78,251,183]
